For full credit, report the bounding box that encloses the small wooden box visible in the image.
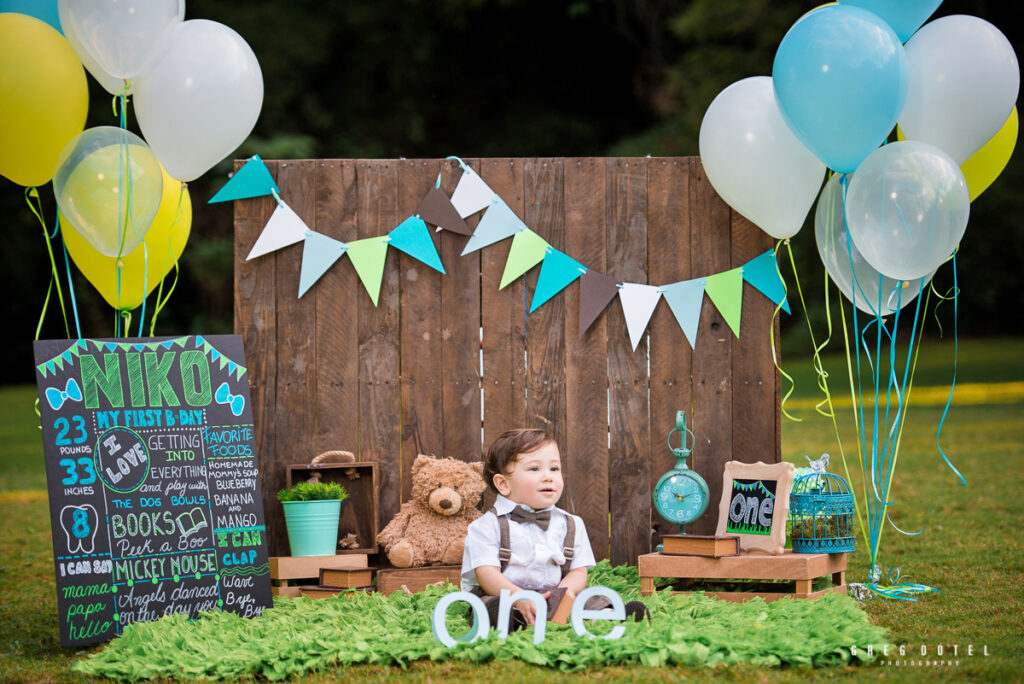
[376,565,462,596]
[287,462,378,555]
[270,553,369,598]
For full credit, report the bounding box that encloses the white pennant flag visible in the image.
[618,283,662,351]
[450,167,495,218]
[246,201,309,260]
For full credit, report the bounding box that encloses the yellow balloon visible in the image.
[63,167,192,310]
[0,13,88,187]
[897,108,1018,202]
[960,107,1017,202]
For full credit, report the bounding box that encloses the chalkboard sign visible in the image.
[33,335,273,647]
[715,461,795,555]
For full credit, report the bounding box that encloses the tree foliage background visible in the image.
[1,0,1019,382]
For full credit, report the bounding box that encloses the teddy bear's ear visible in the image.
[411,454,431,477]
[472,462,484,475]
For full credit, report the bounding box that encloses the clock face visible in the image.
[656,473,707,523]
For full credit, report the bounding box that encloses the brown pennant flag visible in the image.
[416,186,472,235]
[579,269,620,336]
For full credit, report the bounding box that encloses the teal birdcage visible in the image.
[790,471,855,553]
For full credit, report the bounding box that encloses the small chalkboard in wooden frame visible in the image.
[715,460,795,555]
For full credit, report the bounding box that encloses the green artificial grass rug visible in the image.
[74,561,890,680]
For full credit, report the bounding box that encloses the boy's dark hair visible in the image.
[483,428,554,493]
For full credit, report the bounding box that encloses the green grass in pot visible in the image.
[277,480,349,502]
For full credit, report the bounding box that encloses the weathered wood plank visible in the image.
[480,159,527,450]
[730,212,779,464]
[688,158,733,536]
[606,157,651,565]
[563,157,610,560]
[398,159,444,503]
[234,159,281,552]
[438,160,483,465]
[273,160,318,553]
[647,157,694,542]
[523,157,567,494]
[314,160,360,457]
[356,159,401,532]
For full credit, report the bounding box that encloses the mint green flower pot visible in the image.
[282,499,341,557]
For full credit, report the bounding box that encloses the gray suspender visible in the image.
[494,508,576,578]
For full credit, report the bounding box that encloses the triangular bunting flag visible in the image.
[461,198,526,255]
[499,229,548,289]
[211,350,220,362]
[161,341,173,349]
[742,249,790,314]
[618,283,662,351]
[345,235,390,306]
[578,269,620,335]
[417,186,472,235]
[389,215,445,273]
[298,231,348,298]
[173,337,187,348]
[450,166,495,218]
[46,361,55,374]
[530,248,586,313]
[661,278,706,349]
[195,335,205,347]
[704,267,744,338]
[37,364,47,377]
[54,357,64,371]
[62,350,72,363]
[237,367,247,379]
[228,362,237,374]
[245,202,309,261]
[209,155,280,203]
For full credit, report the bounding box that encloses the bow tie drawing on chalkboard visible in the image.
[45,379,82,410]
[215,382,245,416]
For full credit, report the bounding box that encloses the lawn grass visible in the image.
[1,337,1022,681]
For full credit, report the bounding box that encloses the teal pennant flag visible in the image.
[461,198,526,255]
[661,278,706,349]
[298,231,348,298]
[388,215,445,273]
[209,155,279,203]
[530,248,586,313]
[742,249,790,314]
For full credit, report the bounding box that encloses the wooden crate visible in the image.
[376,565,462,596]
[638,550,847,602]
[287,462,379,554]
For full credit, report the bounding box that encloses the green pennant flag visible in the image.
[499,229,549,289]
[346,235,390,306]
[173,337,187,348]
[704,267,744,338]
[37,363,48,377]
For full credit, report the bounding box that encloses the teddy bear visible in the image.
[376,454,486,567]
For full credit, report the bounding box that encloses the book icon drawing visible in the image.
[176,507,209,541]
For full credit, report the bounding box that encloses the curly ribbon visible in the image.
[786,237,868,548]
[57,215,83,338]
[839,173,939,598]
[769,240,800,422]
[936,254,966,487]
[149,182,187,336]
[27,188,70,340]
[849,566,940,602]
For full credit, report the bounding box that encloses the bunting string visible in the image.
[220,156,793,351]
[36,335,247,380]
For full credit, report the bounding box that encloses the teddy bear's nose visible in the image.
[439,499,453,509]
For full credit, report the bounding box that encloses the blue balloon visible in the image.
[840,0,942,43]
[772,5,908,173]
[0,0,61,33]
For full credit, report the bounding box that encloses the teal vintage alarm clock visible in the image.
[652,411,710,533]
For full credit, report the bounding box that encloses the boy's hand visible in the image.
[514,598,538,625]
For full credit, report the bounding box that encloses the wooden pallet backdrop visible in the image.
[234,157,781,562]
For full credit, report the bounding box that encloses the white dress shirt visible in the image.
[461,493,596,592]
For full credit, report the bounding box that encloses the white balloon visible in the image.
[699,77,825,239]
[900,15,1020,164]
[134,20,263,182]
[57,0,180,80]
[815,174,934,317]
[846,141,969,281]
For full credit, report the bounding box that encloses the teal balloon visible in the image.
[0,0,61,33]
[773,5,908,173]
[839,0,942,43]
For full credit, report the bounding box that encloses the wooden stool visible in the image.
[638,550,847,602]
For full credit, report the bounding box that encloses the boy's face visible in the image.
[493,440,563,510]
